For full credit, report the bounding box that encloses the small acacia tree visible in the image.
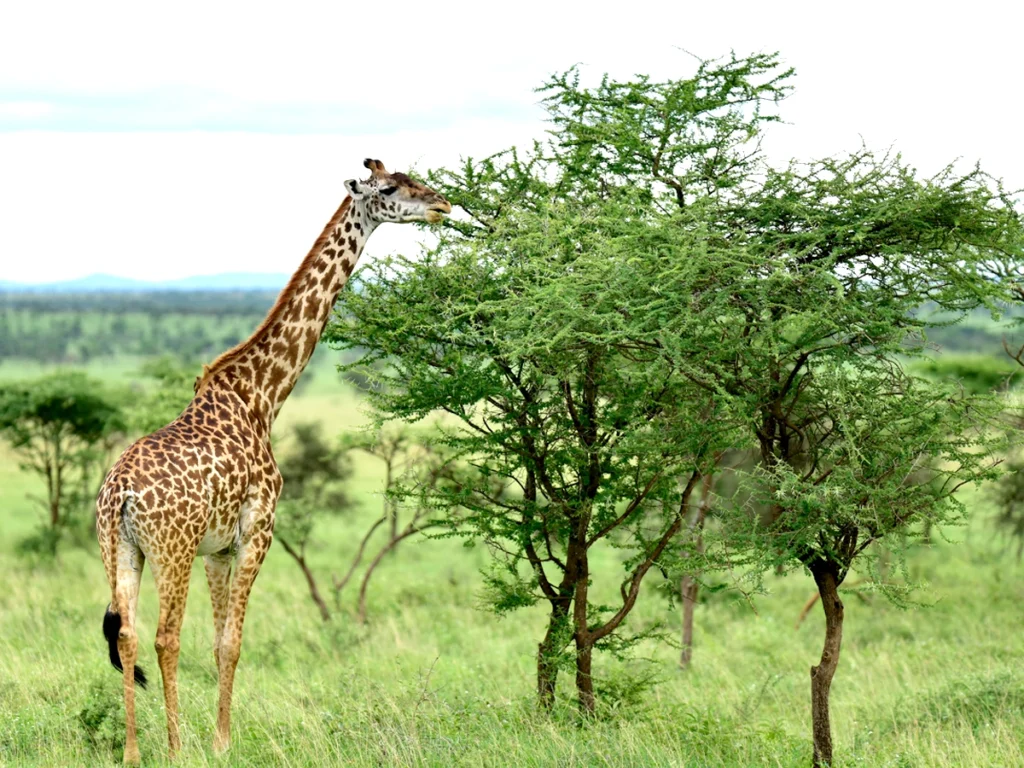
[994,267,1024,559]
[0,371,126,552]
[332,425,464,624]
[710,153,1021,765]
[274,421,353,621]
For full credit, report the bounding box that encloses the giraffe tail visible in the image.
[102,606,148,689]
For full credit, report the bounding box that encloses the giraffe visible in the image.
[95,159,451,764]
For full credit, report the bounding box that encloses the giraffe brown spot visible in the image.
[284,301,305,324]
[303,327,319,357]
[347,237,357,251]
[267,363,287,392]
[252,360,267,389]
[344,222,352,233]
[341,259,354,277]
[303,295,319,321]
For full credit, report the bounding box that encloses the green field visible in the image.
[1,342,1023,767]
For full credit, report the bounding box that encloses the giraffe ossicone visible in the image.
[96,159,450,764]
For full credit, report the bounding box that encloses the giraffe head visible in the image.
[344,158,452,225]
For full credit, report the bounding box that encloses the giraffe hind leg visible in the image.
[111,538,145,765]
[150,553,196,759]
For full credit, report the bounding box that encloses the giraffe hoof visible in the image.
[213,735,230,756]
[123,746,141,765]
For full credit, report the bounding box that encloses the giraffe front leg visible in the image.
[203,553,232,669]
[214,509,274,754]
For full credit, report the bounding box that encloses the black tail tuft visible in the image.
[103,606,147,689]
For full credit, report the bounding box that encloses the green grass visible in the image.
[1,358,1023,766]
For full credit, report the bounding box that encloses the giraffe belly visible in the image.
[196,519,239,557]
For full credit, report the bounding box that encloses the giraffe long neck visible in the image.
[198,197,374,436]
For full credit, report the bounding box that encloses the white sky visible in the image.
[1,0,1021,283]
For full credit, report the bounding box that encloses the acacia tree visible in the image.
[709,152,1021,766]
[274,421,353,621]
[329,53,792,712]
[275,421,464,623]
[0,372,125,552]
[993,260,1024,559]
[331,214,732,712]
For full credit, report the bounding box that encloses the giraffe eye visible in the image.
[380,186,397,196]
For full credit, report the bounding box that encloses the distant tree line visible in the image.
[0,303,270,363]
[0,289,279,315]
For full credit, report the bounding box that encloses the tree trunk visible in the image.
[679,575,699,667]
[575,635,595,715]
[809,561,844,768]
[357,522,428,623]
[680,473,712,668]
[331,513,387,609]
[566,511,595,715]
[537,600,570,712]
[51,445,62,528]
[572,547,595,714]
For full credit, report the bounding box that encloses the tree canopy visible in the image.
[0,372,126,551]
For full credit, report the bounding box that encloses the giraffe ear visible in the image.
[344,179,366,200]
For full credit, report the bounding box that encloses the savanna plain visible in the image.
[1,308,1023,768]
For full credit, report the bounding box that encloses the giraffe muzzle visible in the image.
[425,199,452,223]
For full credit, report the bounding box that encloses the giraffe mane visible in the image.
[194,196,353,394]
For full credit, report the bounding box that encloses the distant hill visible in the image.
[0,272,290,293]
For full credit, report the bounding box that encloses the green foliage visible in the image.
[75,681,125,755]
[0,371,126,553]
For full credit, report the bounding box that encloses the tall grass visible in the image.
[0,375,1022,766]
